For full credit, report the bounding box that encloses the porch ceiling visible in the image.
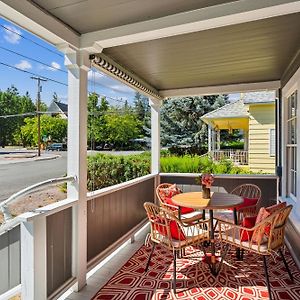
[32,0,239,34]
[4,0,300,97]
[103,13,300,91]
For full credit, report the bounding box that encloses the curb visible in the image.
[0,154,61,165]
[35,155,61,162]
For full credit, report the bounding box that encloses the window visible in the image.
[269,128,275,157]
[286,91,297,197]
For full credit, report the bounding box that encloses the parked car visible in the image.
[46,143,67,151]
[95,143,113,151]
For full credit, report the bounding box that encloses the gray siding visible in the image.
[47,208,72,297]
[0,225,20,295]
[87,177,154,263]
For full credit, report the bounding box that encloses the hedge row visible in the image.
[87,152,253,191]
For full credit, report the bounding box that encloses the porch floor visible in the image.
[64,225,300,300]
[63,225,149,300]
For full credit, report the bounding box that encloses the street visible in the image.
[0,150,144,201]
[0,152,67,201]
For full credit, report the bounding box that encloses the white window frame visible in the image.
[285,90,297,199]
[269,128,275,157]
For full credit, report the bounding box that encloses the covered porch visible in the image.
[0,0,300,299]
[201,99,250,166]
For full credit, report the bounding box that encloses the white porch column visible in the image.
[211,129,216,151]
[244,130,249,150]
[149,98,161,174]
[217,130,221,151]
[208,125,212,152]
[65,48,90,291]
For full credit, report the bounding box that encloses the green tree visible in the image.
[133,92,150,134]
[105,110,142,149]
[20,115,67,147]
[87,93,109,149]
[0,86,35,147]
[160,95,228,150]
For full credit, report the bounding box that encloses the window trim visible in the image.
[269,128,275,157]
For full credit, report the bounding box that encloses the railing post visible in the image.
[21,216,47,300]
[64,46,90,291]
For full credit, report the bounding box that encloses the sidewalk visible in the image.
[0,148,60,165]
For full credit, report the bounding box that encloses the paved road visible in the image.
[0,152,67,201]
[0,150,144,201]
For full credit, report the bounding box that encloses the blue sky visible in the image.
[0,17,136,106]
[0,17,240,106]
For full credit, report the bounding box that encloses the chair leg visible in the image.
[279,248,294,282]
[263,256,272,300]
[145,243,156,272]
[173,250,177,293]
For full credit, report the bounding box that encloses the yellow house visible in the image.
[201,91,276,173]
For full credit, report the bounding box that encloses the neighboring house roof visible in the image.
[243,91,276,104]
[201,99,248,120]
[201,91,276,121]
[47,101,68,116]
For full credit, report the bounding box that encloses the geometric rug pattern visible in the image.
[92,244,300,300]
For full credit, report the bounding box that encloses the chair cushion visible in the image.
[264,202,287,235]
[240,216,256,241]
[229,197,259,211]
[165,197,194,214]
[153,217,186,241]
[221,229,268,253]
[252,207,270,243]
[158,184,181,202]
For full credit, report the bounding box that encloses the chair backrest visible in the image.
[267,204,293,251]
[144,202,181,249]
[231,184,262,203]
[250,205,292,252]
[156,183,181,206]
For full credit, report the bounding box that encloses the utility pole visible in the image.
[31,77,47,156]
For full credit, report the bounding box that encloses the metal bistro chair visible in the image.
[218,205,294,300]
[156,183,203,224]
[144,202,210,293]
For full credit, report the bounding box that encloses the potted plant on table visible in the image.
[197,174,214,199]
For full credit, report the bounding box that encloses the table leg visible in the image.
[233,208,241,259]
[209,209,217,275]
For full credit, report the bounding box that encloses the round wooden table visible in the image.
[172,191,243,275]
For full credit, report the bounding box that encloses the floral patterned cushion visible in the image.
[158,184,181,202]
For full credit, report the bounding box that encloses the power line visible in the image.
[1,24,63,58]
[0,62,129,102]
[0,46,67,73]
[0,61,68,86]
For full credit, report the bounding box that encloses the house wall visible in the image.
[248,103,276,173]
[281,66,300,268]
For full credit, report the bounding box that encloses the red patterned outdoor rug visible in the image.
[92,244,300,300]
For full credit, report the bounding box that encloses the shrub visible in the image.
[87,153,150,191]
[87,152,254,191]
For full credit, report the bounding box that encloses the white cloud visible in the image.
[3,25,21,44]
[48,61,61,71]
[15,60,32,70]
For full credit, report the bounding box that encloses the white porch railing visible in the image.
[210,149,248,165]
[0,173,279,300]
